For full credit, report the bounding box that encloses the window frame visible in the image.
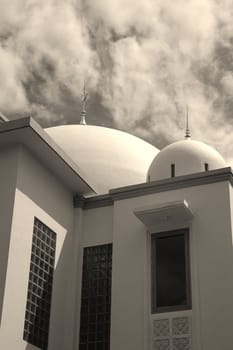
[151,228,191,314]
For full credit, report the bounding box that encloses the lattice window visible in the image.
[23,218,56,350]
[79,244,112,350]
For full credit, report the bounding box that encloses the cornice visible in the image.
[74,193,114,209]
[74,167,233,209]
[110,167,233,201]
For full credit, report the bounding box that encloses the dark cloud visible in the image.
[0,0,233,164]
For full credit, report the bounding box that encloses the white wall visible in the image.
[192,183,233,350]
[0,146,75,350]
[110,181,233,350]
[0,146,19,325]
[81,206,113,248]
[2,143,232,350]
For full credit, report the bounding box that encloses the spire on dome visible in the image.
[185,104,191,139]
[80,81,88,125]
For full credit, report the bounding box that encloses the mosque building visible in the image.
[0,95,232,350]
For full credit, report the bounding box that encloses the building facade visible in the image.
[0,117,233,350]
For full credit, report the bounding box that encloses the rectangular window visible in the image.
[79,244,112,350]
[23,218,56,350]
[171,164,175,177]
[151,229,191,313]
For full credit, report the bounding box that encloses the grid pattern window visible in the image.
[79,244,112,350]
[151,229,191,314]
[23,218,56,350]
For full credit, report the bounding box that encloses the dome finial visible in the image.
[185,104,191,139]
[80,80,88,125]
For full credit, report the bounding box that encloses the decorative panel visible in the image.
[151,313,192,350]
[153,339,170,350]
[153,319,170,338]
[173,337,190,350]
[172,317,189,336]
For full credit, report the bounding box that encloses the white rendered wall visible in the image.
[191,182,233,350]
[0,146,19,325]
[110,181,233,350]
[2,143,232,350]
[81,206,113,248]
[0,146,75,350]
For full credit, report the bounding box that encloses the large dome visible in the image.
[46,125,159,193]
[148,139,227,182]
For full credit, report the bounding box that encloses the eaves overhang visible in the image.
[0,117,96,195]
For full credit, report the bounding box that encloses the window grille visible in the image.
[79,244,112,350]
[23,218,56,350]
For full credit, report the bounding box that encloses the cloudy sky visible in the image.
[1,0,233,163]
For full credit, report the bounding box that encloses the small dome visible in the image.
[46,125,159,193]
[148,139,227,182]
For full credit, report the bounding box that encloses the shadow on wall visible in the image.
[15,147,79,350]
[0,147,19,326]
[17,146,74,228]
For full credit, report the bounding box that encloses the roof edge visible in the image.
[74,193,114,209]
[0,117,96,194]
[74,167,233,209]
